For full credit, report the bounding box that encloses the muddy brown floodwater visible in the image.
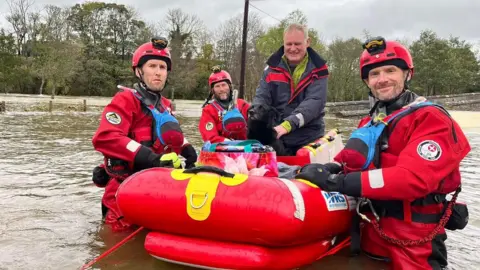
[0,110,479,270]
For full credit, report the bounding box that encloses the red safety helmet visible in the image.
[359,37,414,79]
[132,37,172,71]
[208,66,232,88]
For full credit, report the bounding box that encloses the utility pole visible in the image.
[239,0,249,99]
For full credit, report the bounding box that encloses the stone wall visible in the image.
[325,100,370,114]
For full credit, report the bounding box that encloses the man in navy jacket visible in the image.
[252,23,329,155]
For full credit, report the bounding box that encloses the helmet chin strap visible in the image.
[202,92,214,108]
[135,67,146,86]
[403,70,411,90]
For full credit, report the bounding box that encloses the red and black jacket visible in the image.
[252,46,329,149]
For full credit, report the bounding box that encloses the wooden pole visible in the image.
[239,0,250,99]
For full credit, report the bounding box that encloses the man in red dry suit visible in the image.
[295,36,471,270]
[199,66,250,143]
[91,37,198,231]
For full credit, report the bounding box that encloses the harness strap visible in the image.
[350,212,362,256]
[367,193,447,223]
[118,84,169,114]
[411,193,446,206]
[119,85,180,147]
[355,101,443,170]
[382,210,443,224]
[211,101,225,112]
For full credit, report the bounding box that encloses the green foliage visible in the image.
[409,30,480,96]
[325,38,365,101]
[256,9,326,58]
[0,3,479,101]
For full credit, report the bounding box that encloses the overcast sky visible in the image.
[1,0,479,46]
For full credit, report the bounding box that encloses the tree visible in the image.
[67,2,150,95]
[445,37,479,94]
[0,6,478,100]
[213,12,266,100]
[0,29,23,93]
[410,30,479,96]
[41,5,73,41]
[256,10,326,58]
[161,8,206,99]
[30,41,82,96]
[6,0,34,55]
[325,38,364,101]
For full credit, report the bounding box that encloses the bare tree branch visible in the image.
[6,0,34,55]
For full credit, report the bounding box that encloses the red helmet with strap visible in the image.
[132,37,172,71]
[360,37,414,79]
[208,66,232,88]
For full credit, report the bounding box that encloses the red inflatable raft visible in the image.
[144,231,332,269]
[116,166,356,269]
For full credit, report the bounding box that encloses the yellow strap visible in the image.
[171,170,248,221]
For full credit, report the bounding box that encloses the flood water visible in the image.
[0,110,479,270]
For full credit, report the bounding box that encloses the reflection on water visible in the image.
[0,111,478,270]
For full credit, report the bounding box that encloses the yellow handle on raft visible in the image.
[171,168,248,221]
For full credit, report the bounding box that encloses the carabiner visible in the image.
[356,198,380,223]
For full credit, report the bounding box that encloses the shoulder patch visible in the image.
[417,140,442,161]
[105,112,121,125]
[205,122,214,131]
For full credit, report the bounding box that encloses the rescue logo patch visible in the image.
[205,122,214,131]
[105,112,121,125]
[417,140,442,161]
[321,191,348,211]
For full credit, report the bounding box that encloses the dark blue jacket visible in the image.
[253,46,329,150]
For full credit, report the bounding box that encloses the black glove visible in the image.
[295,163,362,197]
[92,165,110,187]
[323,162,343,174]
[181,144,198,169]
[134,146,175,170]
[145,153,172,168]
[295,164,343,192]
